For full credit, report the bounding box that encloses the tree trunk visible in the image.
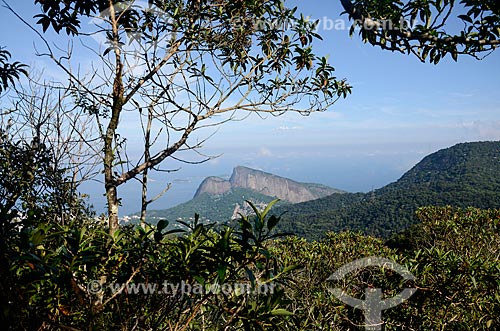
[104,119,120,233]
[140,101,154,228]
[106,183,120,235]
[105,1,124,235]
[140,169,149,229]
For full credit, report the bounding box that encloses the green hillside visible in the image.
[274,141,500,240]
[142,187,289,224]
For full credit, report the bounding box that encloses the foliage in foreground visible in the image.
[272,206,500,330]
[1,140,498,331]
[1,198,297,330]
[2,201,500,330]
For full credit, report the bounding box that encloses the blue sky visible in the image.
[2,1,500,215]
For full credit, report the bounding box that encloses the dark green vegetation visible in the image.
[340,0,500,63]
[1,186,296,329]
[272,206,500,330]
[2,131,499,330]
[275,141,500,240]
[145,141,500,240]
[1,1,499,329]
[3,127,499,330]
[2,179,500,330]
[0,48,27,93]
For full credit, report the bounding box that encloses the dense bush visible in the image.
[1,199,297,330]
[271,206,500,330]
[2,137,499,331]
[391,207,500,330]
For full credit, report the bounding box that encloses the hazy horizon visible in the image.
[79,139,493,215]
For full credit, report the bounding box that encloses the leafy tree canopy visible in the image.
[0,48,27,93]
[340,0,500,63]
[22,0,355,232]
[3,0,500,96]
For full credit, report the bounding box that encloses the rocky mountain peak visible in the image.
[194,176,231,197]
[194,166,342,203]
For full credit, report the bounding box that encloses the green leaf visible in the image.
[245,200,262,220]
[270,308,294,316]
[31,228,46,247]
[103,47,113,57]
[164,228,186,236]
[217,265,227,282]
[157,219,169,232]
[281,264,301,274]
[154,231,163,242]
[262,199,280,219]
[245,267,256,287]
[267,215,280,231]
[458,14,473,24]
[194,276,205,286]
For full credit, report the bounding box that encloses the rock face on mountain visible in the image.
[194,166,343,203]
[194,176,232,197]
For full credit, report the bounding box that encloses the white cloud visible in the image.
[257,147,274,157]
[277,125,303,131]
[471,121,500,140]
[448,91,479,98]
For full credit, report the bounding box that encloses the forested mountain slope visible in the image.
[274,141,500,239]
